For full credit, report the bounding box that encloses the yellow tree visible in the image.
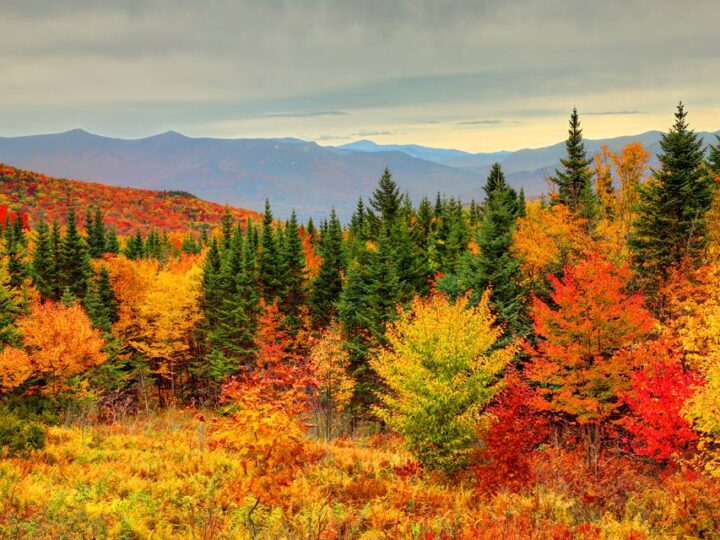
[371,292,516,475]
[512,200,592,289]
[663,263,720,475]
[128,265,202,398]
[309,322,355,440]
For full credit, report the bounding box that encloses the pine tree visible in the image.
[630,103,713,291]
[338,230,413,406]
[707,135,720,178]
[310,208,344,327]
[257,200,284,302]
[84,277,110,332]
[367,168,401,234]
[4,215,27,289]
[551,108,596,219]
[282,210,306,337]
[97,266,119,325]
[455,163,527,336]
[349,197,366,237]
[86,208,106,258]
[124,231,144,260]
[220,208,234,252]
[201,238,222,320]
[105,227,120,254]
[48,219,63,300]
[0,263,21,346]
[31,219,55,300]
[59,206,92,299]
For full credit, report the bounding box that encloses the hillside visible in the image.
[0,164,260,235]
[0,130,482,219]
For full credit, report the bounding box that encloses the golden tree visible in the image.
[309,322,355,439]
[371,292,516,474]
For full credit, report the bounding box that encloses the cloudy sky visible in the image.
[1,0,718,152]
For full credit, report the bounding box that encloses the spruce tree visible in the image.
[31,219,55,300]
[551,108,596,219]
[59,206,92,299]
[629,103,713,290]
[105,227,120,254]
[454,163,528,336]
[87,208,106,258]
[4,215,27,290]
[201,238,222,320]
[124,231,144,260]
[282,210,306,338]
[0,263,21,346]
[257,200,284,302]
[349,197,366,237]
[367,168,401,234]
[707,135,720,177]
[48,219,63,300]
[338,228,414,406]
[310,208,344,327]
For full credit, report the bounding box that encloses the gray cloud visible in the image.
[456,120,504,125]
[262,111,348,118]
[585,110,647,116]
[0,0,718,147]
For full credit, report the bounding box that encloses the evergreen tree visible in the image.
[4,215,27,289]
[257,200,284,302]
[453,163,527,336]
[310,208,344,327]
[59,206,92,299]
[551,108,596,219]
[367,168,401,233]
[48,219,63,300]
[707,135,720,178]
[201,238,222,319]
[349,197,367,237]
[105,227,120,254]
[86,208,106,258]
[630,103,713,290]
[124,230,144,260]
[84,277,110,332]
[0,263,21,346]
[31,219,55,300]
[338,229,414,405]
[97,266,119,325]
[220,208,234,252]
[282,210,306,337]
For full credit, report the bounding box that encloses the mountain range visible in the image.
[0,128,717,220]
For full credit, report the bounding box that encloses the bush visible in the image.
[0,411,46,456]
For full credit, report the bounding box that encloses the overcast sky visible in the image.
[1,0,718,151]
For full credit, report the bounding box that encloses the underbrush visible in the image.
[0,411,718,539]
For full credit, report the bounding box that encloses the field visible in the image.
[0,410,718,540]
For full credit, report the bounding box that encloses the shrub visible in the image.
[0,411,46,456]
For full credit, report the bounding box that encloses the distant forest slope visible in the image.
[0,164,260,235]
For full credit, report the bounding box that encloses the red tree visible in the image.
[525,252,656,470]
[620,336,700,462]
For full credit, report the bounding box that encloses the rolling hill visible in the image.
[0,130,482,220]
[1,129,717,220]
[0,164,260,235]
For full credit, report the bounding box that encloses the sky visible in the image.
[1,0,719,152]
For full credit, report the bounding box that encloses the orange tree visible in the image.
[0,300,106,394]
[525,252,656,471]
[210,300,316,532]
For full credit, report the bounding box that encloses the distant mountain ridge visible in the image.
[0,129,481,219]
[0,128,717,220]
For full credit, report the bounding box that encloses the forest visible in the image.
[1,102,720,538]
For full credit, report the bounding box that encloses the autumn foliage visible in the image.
[0,300,106,394]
